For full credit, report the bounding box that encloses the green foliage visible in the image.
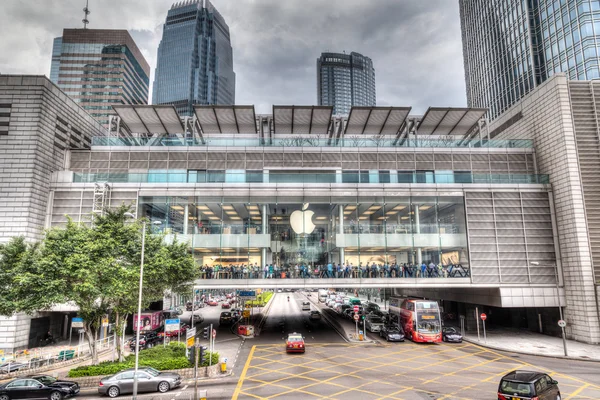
[201,351,219,367]
[246,291,274,307]
[68,342,190,377]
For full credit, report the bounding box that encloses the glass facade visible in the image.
[139,195,469,275]
[49,29,150,126]
[460,0,600,120]
[152,0,236,116]
[317,52,376,115]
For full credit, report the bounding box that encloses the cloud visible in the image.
[0,0,466,114]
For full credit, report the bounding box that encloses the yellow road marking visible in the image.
[566,383,591,399]
[231,345,256,400]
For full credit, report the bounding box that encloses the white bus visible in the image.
[318,289,328,303]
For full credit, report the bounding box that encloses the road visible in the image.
[18,291,600,400]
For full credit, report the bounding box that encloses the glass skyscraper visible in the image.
[49,29,150,127]
[152,0,236,116]
[460,0,600,120]
[317,52,376,115]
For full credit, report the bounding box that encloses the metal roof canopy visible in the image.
[416,107,487,136]
[112,105,185,136]
[273,105,333,135]
[344,106,411,135]
[193,105,257,134]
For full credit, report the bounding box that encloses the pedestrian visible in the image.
[263,264,268,279]
[327,262,333,278]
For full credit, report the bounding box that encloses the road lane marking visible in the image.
[566,384,591,400]
[232,344,256,400]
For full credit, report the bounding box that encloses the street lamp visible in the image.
[124,212,161,400]
[530,261,567,356]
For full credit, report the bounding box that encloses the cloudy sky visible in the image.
[0,0,466,114]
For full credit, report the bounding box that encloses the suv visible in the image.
[498,370,560,400]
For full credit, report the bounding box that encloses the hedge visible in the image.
[246,291,274,307]
[68,342,218,377]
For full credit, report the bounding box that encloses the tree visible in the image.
[1,206,197,364]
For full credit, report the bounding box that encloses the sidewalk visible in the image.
[463,327,600,361]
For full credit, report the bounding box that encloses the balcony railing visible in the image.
[92,136,534,149]
[72,171,550,185]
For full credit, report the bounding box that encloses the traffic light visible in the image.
[361,315,366,321]
[203,326,210,339]
[188,346,196,365]
[199,345,208,366]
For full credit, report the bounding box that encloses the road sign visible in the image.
[480,313,487,321]
[165,319,180,332]
[242,310,250,318]
[353,314,359,321]
[186,336,195,348]
[72,318,84,328]
[238,290,256,298]
[102,318,109,327]
[353,305,359,313]
[186,326,197,340]
[212,329,217,339]
[558,320,566,328]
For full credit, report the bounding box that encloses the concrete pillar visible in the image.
[183,204,189,235]
[414,204,422,264]
[339,205,345,264]
[261,204,268,267]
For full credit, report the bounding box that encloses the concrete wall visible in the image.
[489,74,600,343]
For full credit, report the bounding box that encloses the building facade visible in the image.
[0,75,105,350]
[49,29,150,127]
[460,0,600,120]
[317,52,376,115]
[152,0,236,116]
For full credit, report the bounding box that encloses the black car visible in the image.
[0,375,79,400]
[129,331,162,351]
[219,312,233,325]
[498,370,560,400]
[341,309,354,320]
[442,327,463,343]
[379,325,405,342]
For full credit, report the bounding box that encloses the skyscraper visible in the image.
[460,0,600,120]
[153,0,236,116]
[49,29,150,126]
[317,51,376,115]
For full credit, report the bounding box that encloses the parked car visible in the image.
[219,312,233,325]
[285,333,305,353]
[98,367,182,398]
[442,327,463,343]
[365,316,385,332]
[129,332,162,351]
[498,370,560,400]
[309,311,321,321]
[379,325,405,342]
[0,375,80,400]
[301,301,311,311]
[0,362,27,374]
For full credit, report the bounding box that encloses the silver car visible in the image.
[98,367,181,398]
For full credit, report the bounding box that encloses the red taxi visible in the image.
[285,333,305,353]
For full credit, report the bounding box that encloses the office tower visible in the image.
[460,0,600,120]
[317,51,376,115]
[153,0,236,116]
[49,29,150,126]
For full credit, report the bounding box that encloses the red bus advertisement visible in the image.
[389,298,442,343]
[133,311,164,332]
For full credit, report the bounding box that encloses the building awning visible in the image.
[193,105,257,134]
[272,106,333,135]
[112,105,184,135]
[344,107,411,135]
[416,107,487,136]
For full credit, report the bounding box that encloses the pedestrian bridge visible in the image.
[193,277,476,289]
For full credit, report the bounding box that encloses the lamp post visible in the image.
[124,213,161,400]
[531,261,567,356]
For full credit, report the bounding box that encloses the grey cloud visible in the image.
[0,0,466,114]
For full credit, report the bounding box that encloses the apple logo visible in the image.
[290,203,316,234]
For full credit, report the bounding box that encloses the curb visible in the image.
[463,337,600,363]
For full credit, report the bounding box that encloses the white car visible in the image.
[365,316,385,332]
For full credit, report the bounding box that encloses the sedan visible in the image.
[442,327,463,343]
[221,302,231,309]
[207,300,218,306]
[285,333,305,354]
[0,375,79,400]
[309,311,321,321]
[379,326,405,342]
[98,367,181,398]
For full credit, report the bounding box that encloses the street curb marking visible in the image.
[231,344,255,400]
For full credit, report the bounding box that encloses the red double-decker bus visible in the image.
[389,297,442,343]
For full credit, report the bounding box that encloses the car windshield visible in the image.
[144,367,160,377]
[444,327,458,334]
[221,312,231,317]
[499,380,532,396]
[35,376,56,385]
[369,317,383,323]
[288,336,303,342]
